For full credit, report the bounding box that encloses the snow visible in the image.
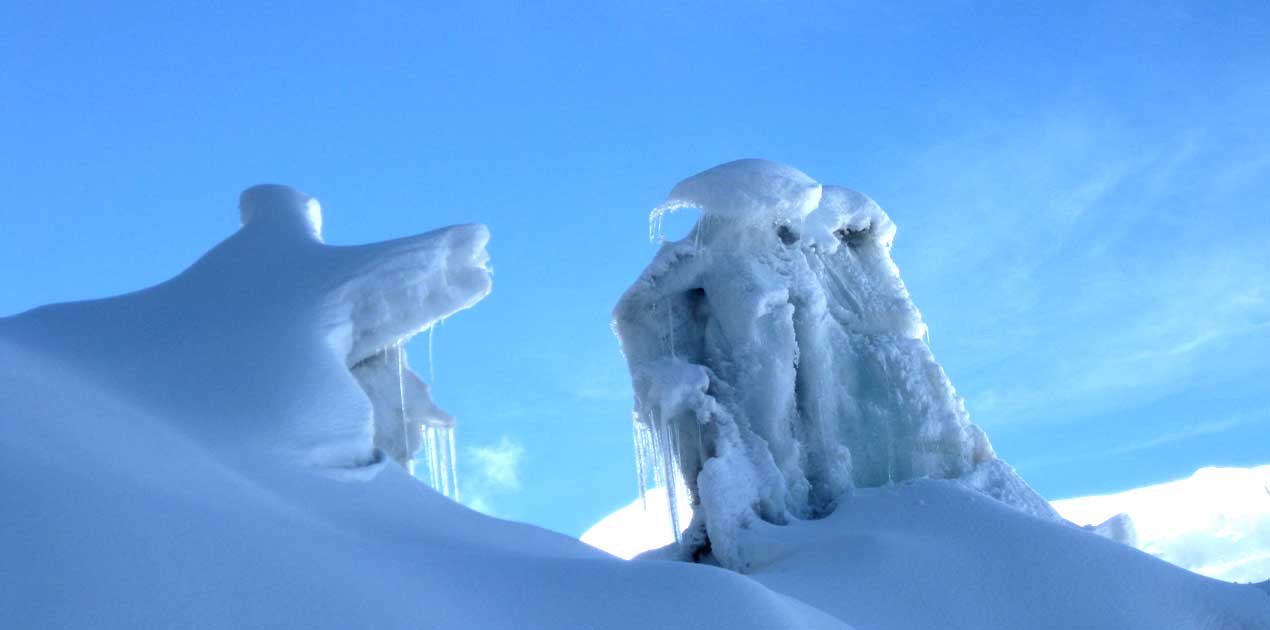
[0,186,845,630]
[583,479,1270,629]
[614,159,1055,570]
[649,159,823,240]
[747,479,1270,630]
[1054,465,1270,583]
[5,177,1269,629]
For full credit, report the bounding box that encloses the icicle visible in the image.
[447,427,460,501]
[633,415,649,511]
[427,323,438,384]
[664,414,682,543]
[430,426,458,500]
[438,428,450,496]
[395,343,414,475]
[666,300,676,359]
[428,426,442,490]
[649,209,664,243]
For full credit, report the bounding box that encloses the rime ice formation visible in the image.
[615,159,1058,569]
[4,184,489,489]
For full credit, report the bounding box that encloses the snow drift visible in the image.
[615,159,1058,569]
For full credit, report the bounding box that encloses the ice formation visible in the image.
[615,159,1058,569]
[4,184,489,489]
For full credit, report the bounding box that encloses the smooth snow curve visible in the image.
[614,160,1059,570]
[4,184,489,481]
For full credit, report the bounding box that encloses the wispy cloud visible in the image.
[1017,410,1270,471]
[1105,413,1268,457]
[896,108,1270,429]
[462,435,525,516]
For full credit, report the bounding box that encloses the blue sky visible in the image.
[3,2,1268,537]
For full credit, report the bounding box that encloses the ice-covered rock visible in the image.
[3,184,489,483]
[615,159,1054,570]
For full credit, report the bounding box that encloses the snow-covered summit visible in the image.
[616,160,1057,570]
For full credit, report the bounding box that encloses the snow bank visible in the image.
[749,479,1270,630]
[614,160,1055,570]
[583,478,1270,629]
[0,186,848,629]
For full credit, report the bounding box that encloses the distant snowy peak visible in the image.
[615,159,1055,570]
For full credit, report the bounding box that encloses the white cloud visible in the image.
[469,436,525,490]
[462,436,525,516]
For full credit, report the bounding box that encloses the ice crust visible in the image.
[616,159,1056,569]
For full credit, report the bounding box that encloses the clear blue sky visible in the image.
[3,1,1268,537]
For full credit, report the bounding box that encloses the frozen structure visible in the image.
[615,160,1059,569]
[4,184,487,493]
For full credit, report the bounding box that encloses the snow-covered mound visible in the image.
[583,481,1270,629]
[748,479,1270,630]
[0,187,845,630]
[586,466,1270,584]
[1054,465,1270,584]
[614,159,1056,570]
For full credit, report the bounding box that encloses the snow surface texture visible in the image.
[615,159,1060,570]
[0,187,846,630]
[1054,465,1270,584]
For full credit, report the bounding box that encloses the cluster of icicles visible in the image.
[414,423,459,500]
[633,410,688,544]
[387,337,460,501]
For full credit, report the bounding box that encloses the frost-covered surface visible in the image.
[583,480,1270,629]
[0,187,845,630]
[1054,465,1270,583]
[614,160,1055,569]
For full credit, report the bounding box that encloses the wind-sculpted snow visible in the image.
[0,187,848,630]
[3,184,488,484]
[616,159,1058,569]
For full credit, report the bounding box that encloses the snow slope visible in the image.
[0,186,845,630]
[1054,465,1270,584]
[583,481,1270,629]
[748,479,1270,630]
[585,466,1270,586]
